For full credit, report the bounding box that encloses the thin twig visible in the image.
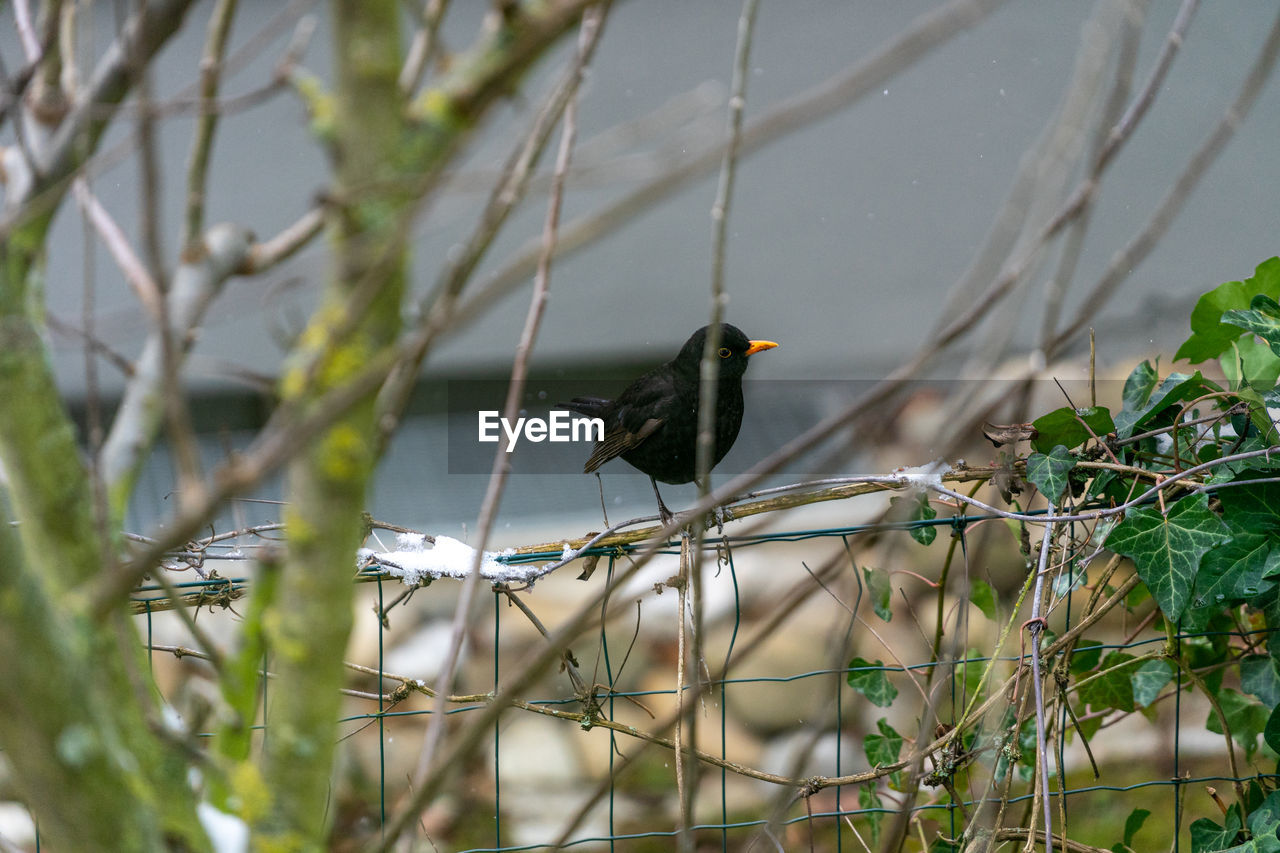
[13,0,42,62]
[1028,506,1056,852]
[72,178,163,323]
[399,0,449,94]
[181,0,239,249]
[674,535,692,851]
[686,2,759,844]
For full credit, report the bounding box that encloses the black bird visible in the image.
[560,324,778,522]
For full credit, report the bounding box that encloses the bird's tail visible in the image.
[558,396,610,418]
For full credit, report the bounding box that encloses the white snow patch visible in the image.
[893,460,952,489]
[359,533,534,585]
[198,802,248,853]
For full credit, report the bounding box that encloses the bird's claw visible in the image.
[711,505,731,533]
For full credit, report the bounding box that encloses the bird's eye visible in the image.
[717,347,732,358]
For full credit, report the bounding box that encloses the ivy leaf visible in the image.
[858,785,883,848]
[1122,808,1151,851]
[1130,659,1173,707]
[1245,791,1280,853]
[1265,704,1280,755]
[1206,688,1269,760]
[1030,407,1114,453]
[890,492,937,546]
[863,718,903,768]
[1069,639,1104,674]
[1183,532,1280,631]
[1027,445,1076,502]
[1242,655,1280,708]
[1113,371,1216,440]
[1175,257,1280,364]
[847,657,898,708]
[1221,334,1280,391]
[1219,479,1280,534]
[863,566,893,622]
[1078,651,1139,714]
[969,579,997,621]
[1123,359,1160,410]
[1223,293,1280,359]
[1189,808,1243,853]
[1105,493,1230,621]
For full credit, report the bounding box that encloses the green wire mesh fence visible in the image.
[87,501,1276,852]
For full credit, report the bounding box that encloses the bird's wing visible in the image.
[583,416,663,473]
[581,370,676,473]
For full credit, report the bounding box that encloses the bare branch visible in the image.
[182,0,240,249]
[241,206,325,273]
[13,0,42,63]
[72,178,162,322]
[4,0,198,232]
[399,0,450,94]
[99,223,253,509]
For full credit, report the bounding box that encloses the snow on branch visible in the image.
[358,532,533,586]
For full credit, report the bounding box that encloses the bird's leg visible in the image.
[650,476,675,525]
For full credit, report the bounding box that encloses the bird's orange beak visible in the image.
[745,339,778,357]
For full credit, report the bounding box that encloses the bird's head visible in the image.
[675,323,778,380]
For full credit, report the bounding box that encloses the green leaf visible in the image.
[1221,334,1280,391]
[863,718,903,768]
[1183,532,1280,631]
[1123,808,1151,850]
[863,566,893,622]
[969,579,997,621]
[858,785,883,847]
[1069,639,1104,674]
[1190,813,1242,853]
[890,492,937,546]
[1078,651,1139,714]
[1113,371,1216,440]
[1176,257,1280,364]
[1123,359,1160,410]
[1105,493,1230,620]
[1206,688,1269,760]
[1219,479,1280,533]
[1265,704,1280,755]
[1242,655,1280,707]
[1030,406,1114,453]
[1246,790,1280,852]
[1027,445,1076,502]
[847,657,898,708]
[1130,659,1173,707]
[1223,293,1280,359]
